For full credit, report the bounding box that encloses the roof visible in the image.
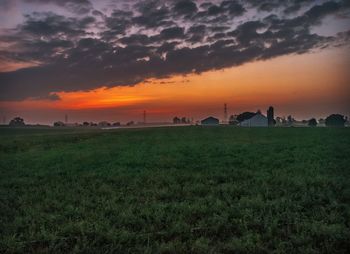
[201,116,219,124]
[240,113,268,127]
[202,116,219,121]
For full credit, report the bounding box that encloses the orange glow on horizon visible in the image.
[1,47,349,123]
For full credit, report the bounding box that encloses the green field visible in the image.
[1,127,350,253]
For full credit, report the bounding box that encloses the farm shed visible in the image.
[201,117,219,125]
[240,112,268,127]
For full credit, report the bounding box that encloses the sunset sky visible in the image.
[0,0,349,124]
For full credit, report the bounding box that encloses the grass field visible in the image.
[1,126,350,253]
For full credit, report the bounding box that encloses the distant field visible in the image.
[1,127,349,253]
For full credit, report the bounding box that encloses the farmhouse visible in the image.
[240,112,268,127]
[201,116,219,125]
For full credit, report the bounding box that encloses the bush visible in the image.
[308,118,317,127]
[9,117,25,127]
[325,114,346,127]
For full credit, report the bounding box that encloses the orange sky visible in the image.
[1,46,349,124]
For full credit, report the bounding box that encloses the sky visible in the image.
[0,0,349,124]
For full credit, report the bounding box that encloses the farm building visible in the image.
[201,117,219,125]
[239,112,268,127]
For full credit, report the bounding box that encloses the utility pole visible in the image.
[224,103,228,123]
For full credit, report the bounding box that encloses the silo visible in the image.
[267,106,274,126]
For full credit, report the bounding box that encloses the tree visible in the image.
[83,122,90,126]
[181,117,188,124]
[173,117,181,124]
[287,115,294,124]
[236,112,256,122]
[9,117,25,127]
[53,121,65,127]
[98,121,111,127]
[112,122,121,126]
[229,115,239,125]
[308,118,317,127]
[325,114,346,127]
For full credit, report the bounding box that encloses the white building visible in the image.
[240,112,268,127]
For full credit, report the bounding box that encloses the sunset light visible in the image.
[1,1,350,253]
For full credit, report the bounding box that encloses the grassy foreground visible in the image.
[1,126,349,253]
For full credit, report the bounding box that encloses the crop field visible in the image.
[1,126,350,253]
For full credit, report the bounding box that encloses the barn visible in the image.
[201,116,219,125]
[239,112,268,127]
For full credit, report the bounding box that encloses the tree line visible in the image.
[3,114,349,127]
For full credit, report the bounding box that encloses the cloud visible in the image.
[159,27,185,39]
[20,12,95,37]
[22,0,93,14]
[173,0,198,15]
[0,0,349,101]
[0,12,95,64]
[132,2,173,29]
[32,93,61,101]
[304,1,342,23]
[0,0,15,11]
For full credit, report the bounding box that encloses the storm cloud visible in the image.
[0,0,349,100]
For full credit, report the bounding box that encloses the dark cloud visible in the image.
[229,21,267,46]
[207,5,222,16]
[221,0,246,15]
[22,0,93,14]
[119,34,153,46]
[0,0,349,101]
[304,1,342,23]
[159,27,185,40]
[132,1,173,29]
[173,0,198,15]
[0,12,94,65]
[33,93,61,101]
[20,12,94,37]
[196,1,246,17]
[188,25,206,34]
[0,0,15,11]
[186,24,207,42]
[102,10,133,40]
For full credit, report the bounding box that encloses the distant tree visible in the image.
[181,117,188,124]
[112,122,121,126]
[275,117,287,126]
[317,118,325,125]
[308,118,317,127]
[229,115,239,125]
[83,122,90,126]
[126,121,134,126]
[9,117,25,127]
[53,121,65,127]
[236,112,256,122]
[325,114,346,127]
[287,115,294,124]
[173,117,181,124]
[98,121,111,127]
